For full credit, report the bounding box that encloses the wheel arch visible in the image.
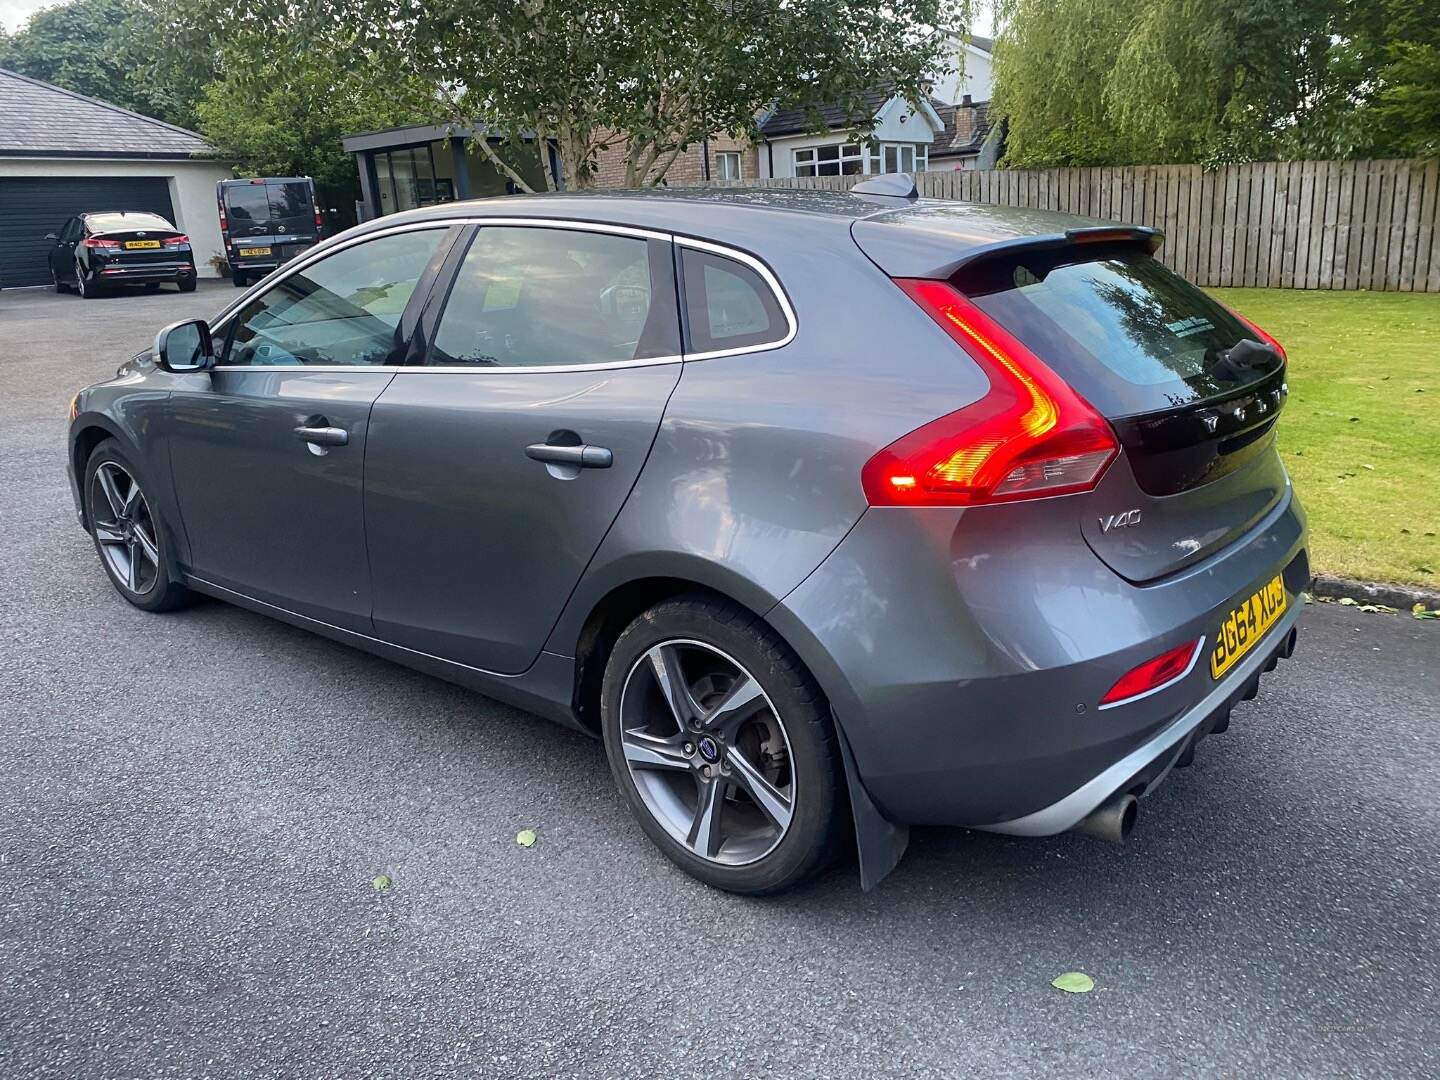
[566,570,910,890]
[70,417,128,528]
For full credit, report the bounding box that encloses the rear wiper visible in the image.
[1225,338,1280,371]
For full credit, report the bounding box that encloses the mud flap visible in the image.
[834,714,909,890]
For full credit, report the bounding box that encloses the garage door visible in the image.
[0,176,177,288]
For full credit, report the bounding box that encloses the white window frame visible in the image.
[868,143,927,175]
[793,143,864,178]
[714,151,743,181]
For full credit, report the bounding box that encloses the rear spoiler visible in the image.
[851,209,1164,280]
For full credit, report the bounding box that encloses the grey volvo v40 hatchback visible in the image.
[67,180,1308,893]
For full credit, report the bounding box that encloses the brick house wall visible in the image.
[591,132,760,188]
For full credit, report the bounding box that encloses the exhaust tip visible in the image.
[1071,793,1138,844]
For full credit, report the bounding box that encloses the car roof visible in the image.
[348,185,1145,277]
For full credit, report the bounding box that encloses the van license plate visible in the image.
[238,247,271,257]
[125,240,161,249]
[1210,574,1286,679]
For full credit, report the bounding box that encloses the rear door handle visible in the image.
[525,442,613,469]
[294,424,349,447]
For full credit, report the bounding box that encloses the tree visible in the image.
[193,56,424,202]
[991,0,1440,168]
[173,0,970,190]
[0,0,212,128]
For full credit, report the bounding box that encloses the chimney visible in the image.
[962,93,973,107]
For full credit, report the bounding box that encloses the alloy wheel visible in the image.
[75,260,90,298]
[89,461,160,594]
[618,639,796,866]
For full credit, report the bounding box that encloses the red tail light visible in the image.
[1230,311,1287,362]
[83,236,120,249]
[162,235,189,247]
[862,279,1119,506]
[1100,638,1203,708]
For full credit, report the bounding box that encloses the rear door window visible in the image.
[428,226,678,368]
[267,182,314,235]
[224,185,272,231]
[679,248,788,354]
[956,246,1280,417]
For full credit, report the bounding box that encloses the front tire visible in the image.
[601,595,844,894]
[83,440,190,612]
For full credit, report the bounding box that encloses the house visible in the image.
[340,34,997,211]
[0,67,233,288]
[752,34,996,179]
[341,123,554,222]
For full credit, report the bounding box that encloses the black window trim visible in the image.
[205,217,795,373]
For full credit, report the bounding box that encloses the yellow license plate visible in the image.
[1210,574,1287,679]
[125,240,161,250]
[238,247,271,257]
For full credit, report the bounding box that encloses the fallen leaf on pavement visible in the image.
[1052,972,1095,994]
[516,829,538,848]
[372,874,392,891]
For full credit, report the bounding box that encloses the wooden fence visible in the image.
[708,159,1440,292]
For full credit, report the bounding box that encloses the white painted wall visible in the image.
[929,42,994,106]
[0,156,236,276]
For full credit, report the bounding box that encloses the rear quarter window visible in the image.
[680,248,789,355]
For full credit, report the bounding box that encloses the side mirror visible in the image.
[45,232,59,241]
[155,318,215,373]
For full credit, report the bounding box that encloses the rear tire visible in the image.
[83,439,191,613]
[600,594,845,894]
[231,269,248,288]
[178,277,197,293]
[75,260,101,300]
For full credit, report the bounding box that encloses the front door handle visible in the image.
[525,442,613,469]
[294,424,349,447]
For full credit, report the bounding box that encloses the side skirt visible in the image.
[184,575,586,732]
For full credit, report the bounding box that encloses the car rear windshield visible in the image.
[224,181,315,235]
[955,245,1281,418]
[87,212,173,233]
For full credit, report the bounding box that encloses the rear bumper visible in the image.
[984,602,1301,835]
[768,478,1309,829]
[97,261,195,282]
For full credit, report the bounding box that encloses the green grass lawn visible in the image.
[1209,288,1439,588]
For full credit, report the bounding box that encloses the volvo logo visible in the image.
[1099,509,1142,533]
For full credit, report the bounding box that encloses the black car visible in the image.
[46,211,197,299]
[217,177,323,287]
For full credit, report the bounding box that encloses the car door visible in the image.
[364,221,683,674]
[50,218,79,281]
[166,225,458,631]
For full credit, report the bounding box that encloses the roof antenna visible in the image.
[850,173,918,199]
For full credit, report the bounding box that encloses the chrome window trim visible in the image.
[207,214,795,374]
